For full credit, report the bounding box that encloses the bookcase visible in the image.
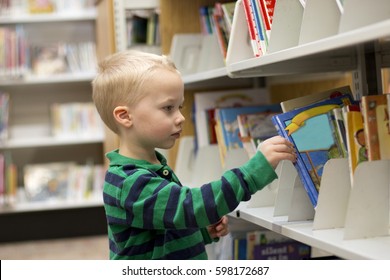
[0,1,107,242]
[113,0,161,53]
[159,0,390,259]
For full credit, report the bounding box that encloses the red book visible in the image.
[242,0,262,57]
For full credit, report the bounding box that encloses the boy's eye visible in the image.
[164,106,174,112]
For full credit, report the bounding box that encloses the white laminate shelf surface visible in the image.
[236,206,390,260]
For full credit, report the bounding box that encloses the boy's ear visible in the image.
[113,106,132,128]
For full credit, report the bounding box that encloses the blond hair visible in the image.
[92,50,178,134]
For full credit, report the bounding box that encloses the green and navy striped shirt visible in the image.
[103,149,277,260]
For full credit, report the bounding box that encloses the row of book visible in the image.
[50,102,104,138]
[271,87,390,208]
[231,229,311,260]
[22,161,104,203]
[126,9,160,48]
[193,87,280,166]
[199,2,236,59]
[0,157,105,206]
[0,25,97,79]
[242,0,276,57]
[0,0,95,16]
[194,84,390,209]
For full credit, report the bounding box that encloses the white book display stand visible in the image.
[299,0,341,44]
[339,0,390,33]
[344,160,390,240]
[225,0,255,68]
[313,158,351,230]
[266,0,304,53]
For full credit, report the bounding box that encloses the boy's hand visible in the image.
[207,216,229,239]
[258,135,297,169]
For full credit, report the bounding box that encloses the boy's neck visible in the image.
[118,144,160,164]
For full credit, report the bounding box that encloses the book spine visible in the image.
[242,0,262,57]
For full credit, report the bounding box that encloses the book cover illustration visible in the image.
[218,104,281,151]
[237,111,279,158]
[280,85,352,112]
[194,87,271,148]
[272,94,353,207]
[361,94,390,161]
[344,109,367,183]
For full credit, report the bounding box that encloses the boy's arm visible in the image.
[105,136,295,231]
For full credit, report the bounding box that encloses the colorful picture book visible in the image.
[344,108,366,183]
[216,104,281,165]
[194,87,271,149]
[361,94,390,161]
[280,85,352,112]
[272,94,353,207]
[237,111,279,158]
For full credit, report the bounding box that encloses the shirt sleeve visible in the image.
[107,151,277,231]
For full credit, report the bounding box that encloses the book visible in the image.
[272,94,353,207]
[332,107,348,157]
[216,104,281,164]
[0,91,9,141]
[280,85,352,112]
[361,94,390,161]
[221,2,237,36]
[253,240,311,260]
[242,0,262,56]
[344,108,367,183]
[194,87,271,149]
[251,0,267,54]
[237,111,278,158]
[246,229,290,260]
[259,0,276,41]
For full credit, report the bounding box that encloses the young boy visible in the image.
[92,50,296,260]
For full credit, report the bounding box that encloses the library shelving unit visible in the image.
[113,0,161,53]
[172,0,390,259]
[0,4,107,242]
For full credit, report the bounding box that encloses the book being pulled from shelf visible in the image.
[272,93,354,207]
[50,101,104,138]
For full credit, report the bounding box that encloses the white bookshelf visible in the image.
[179,0,390,259]
[0,9,97,23]
[236,206,390,260]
